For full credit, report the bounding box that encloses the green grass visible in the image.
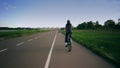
[62,30,120,67]
[0,29,49,40]
[72,30,120,66]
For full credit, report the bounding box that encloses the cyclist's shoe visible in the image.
[65,43,68,47]
[71,39,72,42]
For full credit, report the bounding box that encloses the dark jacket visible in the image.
[66,23,72,33]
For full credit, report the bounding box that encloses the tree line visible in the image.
[76,19,120,30]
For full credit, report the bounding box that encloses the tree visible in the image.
[77,22,87,29]
[77,21,95,29]
[104,20,115,29]
[87,21,94,29]
[94,21,102,29]
[115,18,120,29]
[118,18,120,22]
[115,23,120,29]
[118,22,120,26]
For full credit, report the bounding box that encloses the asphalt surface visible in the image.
[0,30,115,68]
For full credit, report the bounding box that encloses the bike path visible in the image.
[49,32,115,68]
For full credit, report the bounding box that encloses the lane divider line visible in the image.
[16,42,24,46]
[28,39,33,42]
[44,31,57,68]
[0,48,8,53]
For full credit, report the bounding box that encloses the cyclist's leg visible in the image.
[67,33,71,45]
[65,33,69,42]
[65,33,67,42]
[70,33,72,42]
[65,32,68,46]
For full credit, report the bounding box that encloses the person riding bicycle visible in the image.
[65,20,72,47]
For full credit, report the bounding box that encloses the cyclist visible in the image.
[65,20,72,47]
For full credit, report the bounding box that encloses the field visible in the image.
[62,30,120,66]
[0,29,48,40]
[72,30,120,66]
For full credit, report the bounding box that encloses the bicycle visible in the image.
[66,33,72,52]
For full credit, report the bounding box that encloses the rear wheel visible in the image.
[67,44,72,52]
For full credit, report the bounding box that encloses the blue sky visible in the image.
[0,0,120,27]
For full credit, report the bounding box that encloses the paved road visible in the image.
[0,31,115,68]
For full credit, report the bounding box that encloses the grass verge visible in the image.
[0,29,49,40]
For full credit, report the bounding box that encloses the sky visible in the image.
[0,0,120,28]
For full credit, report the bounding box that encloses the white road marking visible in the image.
[28,39,33,42]
[16,42,24,46]
[0,48,8,53]
[44,31,57,68]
